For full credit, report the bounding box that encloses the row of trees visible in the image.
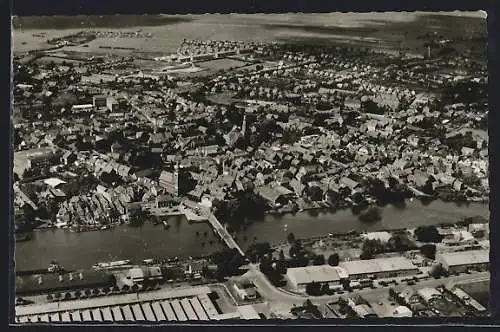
[360,232,417,260]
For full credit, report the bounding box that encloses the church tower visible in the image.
[241,114,247,136]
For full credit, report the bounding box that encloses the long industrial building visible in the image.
[339,256,419,280]
[286,265,348,291]
[15,286,253,323]
[436,249,489,273]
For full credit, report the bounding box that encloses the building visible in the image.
[257,185,293,207]
[15,285,243,322]
[16,271,115,296]
[436,249,489,273]
[361,231,392,243]
[417,287,442,304]
[339,257,419,280]
[390,306,413,318]
[106,97,119,112]
[232,281,258,301]
[158,171,179,196]
[71,104,94,114]
[92,95,107,108]
[286,265,348,291]
[126,267,163,284]
[23,148,60,171]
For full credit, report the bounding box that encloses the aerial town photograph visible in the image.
[11,11,489,323]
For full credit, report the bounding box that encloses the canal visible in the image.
[14,200,488,271]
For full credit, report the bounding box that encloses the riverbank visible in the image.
[15,198,488,271]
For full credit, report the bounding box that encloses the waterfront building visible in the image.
[158,171,179,196]
[126,267,163,284]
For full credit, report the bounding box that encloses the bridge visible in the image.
[182,200,245,257]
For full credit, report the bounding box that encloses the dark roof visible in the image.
[16,271,114,295]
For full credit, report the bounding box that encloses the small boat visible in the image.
[92,259,131,270]
[100,225,109,230]
[142,259,155,265]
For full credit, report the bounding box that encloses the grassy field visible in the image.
[198,58,248,72]
[458,279,489,308]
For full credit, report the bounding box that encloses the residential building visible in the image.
[232,281,258,301]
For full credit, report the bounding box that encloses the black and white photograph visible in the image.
[11,10,490,322]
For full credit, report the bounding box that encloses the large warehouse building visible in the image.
[286,265,348,291]
[339,256,419,280]
[436,249,489,273]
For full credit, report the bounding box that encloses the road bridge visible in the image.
[182,200,245,257]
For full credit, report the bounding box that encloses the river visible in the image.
[14,200,488,271]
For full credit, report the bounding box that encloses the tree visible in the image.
[420,244,437,260]
[46,294,53,301]
[287,232,296,244]
[328,253,340,266]
[278,249,285,261]
[430,263,447,278]
[84,289,92,297]
[131,284,139,292]
[414,226,443,243]
[121,285,130,293]
[64,292,72,300]
[313,254,325,266]
[388,233,414,252]
[53,292,62,301]
[74,290,82,299]
[305,281,323,296]
[360,239,385,259]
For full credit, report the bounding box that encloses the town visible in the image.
[12,12,489,322]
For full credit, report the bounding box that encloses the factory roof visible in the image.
[339,256,417,276]
[437,249,489,267]
[286,265,345,285]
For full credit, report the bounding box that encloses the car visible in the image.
[378,302,383,305]
[407,281,416,286]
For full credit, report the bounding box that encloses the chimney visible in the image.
[58,275,64,282]
[79,272,84,280]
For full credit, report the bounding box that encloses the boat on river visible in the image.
[92,259,131,270]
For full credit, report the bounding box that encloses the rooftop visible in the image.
[437,249,489,267]
[339,256,417,276]
[286,265,344,285]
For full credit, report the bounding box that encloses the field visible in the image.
[198,58,249,72]
[458,279,489,308]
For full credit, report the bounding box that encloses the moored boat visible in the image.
[92,259,131,270]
